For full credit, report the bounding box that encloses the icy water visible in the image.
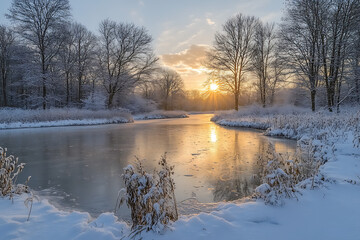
[0,114,296,218]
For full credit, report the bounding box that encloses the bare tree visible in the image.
[350,27,360,103]
[58,26,76,106]
[317,0,360,112]
[0,25,15,107]
[156,69,184,110]
[279,0,324,111]
[207,14,259,110]
[97,20,157,108]
[72,23,97,104]
[251,22,276,107]
[7,0,71,109]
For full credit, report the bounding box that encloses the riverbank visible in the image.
[1,106,359,239]
[0,109,189,130]
[133,110,188,120]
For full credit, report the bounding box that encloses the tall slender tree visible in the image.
[317,0,360,111]
[7,0,71,109]
[97,20,157,108]
[252,22,276,107]
[207,14,259,110]
[279,0,324,111]
[156,69,184,110]
[0,25,15,107]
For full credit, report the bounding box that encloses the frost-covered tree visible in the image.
[58,23,97,106]
[281,0,360,112]
[72,23,97,104]
[207,14,259,110]
[97,20,157,108]
[251,22,277,107]
[7,0,71,109]
[0,25,15,107]
[318,0,360,112]
[156,69,184,110]
[279,0,324,111]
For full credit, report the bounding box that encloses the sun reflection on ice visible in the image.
[210,126,217,142]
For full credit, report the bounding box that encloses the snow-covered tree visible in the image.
[207,14,259,110]
[7,0,71,109]
[97,20,158,108]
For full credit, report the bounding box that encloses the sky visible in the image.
[0,0,284,90]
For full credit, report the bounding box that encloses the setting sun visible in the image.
[210,83,218,91]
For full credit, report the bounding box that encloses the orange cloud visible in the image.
[160,44,210,89]
[161,44,209,69]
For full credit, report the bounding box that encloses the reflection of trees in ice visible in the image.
[211,136,274,202]
[213,177,252,202]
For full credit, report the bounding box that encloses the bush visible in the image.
[0,147,30,198]
[255,143,322,205]
[122,95,158,114]
[116,154,178,236]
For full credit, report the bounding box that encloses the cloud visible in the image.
[161,44,210,69]
[160,44,211,89]
[206,18,215,25]
[156,16,216,55]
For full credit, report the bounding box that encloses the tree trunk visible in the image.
[326,84,334,112]
[1,69,7,107]
[66,72,70,106]
[107,92,115,109]
[234,93,239,111]
[78,75,82,104]
[42,79,47,110]
[356,63,360,103]
[164,96,168,110]
[41,51,47,109]
[310,90,316,112]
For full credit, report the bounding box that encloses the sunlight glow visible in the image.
[210,83,218,91]
[210,126,217,142]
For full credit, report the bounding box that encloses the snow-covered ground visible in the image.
[0,108,133,129]
[134,110,188,120]
[1,105,359,240]
[0,109,190,129]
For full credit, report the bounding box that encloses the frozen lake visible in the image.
[0,114,296,218]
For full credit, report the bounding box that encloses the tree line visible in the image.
[1,0,360,112]
[0,0,187,110]
[207,0,360,112]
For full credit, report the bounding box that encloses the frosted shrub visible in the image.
[255,144,321,205]
[116,155,178,236]
[122,95,157,114]
[0,147,30,198]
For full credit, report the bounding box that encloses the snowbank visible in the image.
[0,195,130,240]
[134,110,188,120]
[0,108,133,129]
[212,105,359,140]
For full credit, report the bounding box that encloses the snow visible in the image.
[0,108,133,129]
[0,196,129,240]
[0,118,132,129]
[1,105,359,239]
[134,110,189,120]
[0,109,190,129]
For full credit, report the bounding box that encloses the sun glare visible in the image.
[210,83,218,91]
